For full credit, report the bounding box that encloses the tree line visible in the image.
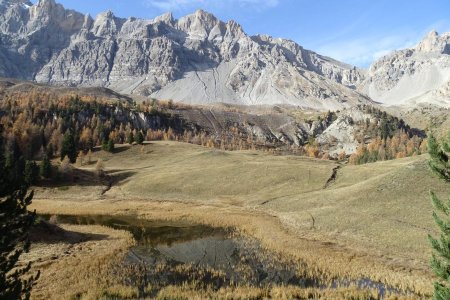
[0,94,300,165]
[0,93,428,167]
[348,105,426,165]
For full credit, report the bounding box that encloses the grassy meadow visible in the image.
[29,141,449,298]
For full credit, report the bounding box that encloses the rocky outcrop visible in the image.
[360,30,450,107]
[0,0,370,110]
[317,108,373,155]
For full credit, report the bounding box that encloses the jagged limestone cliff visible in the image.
[360,30,450,107]
[0,0,369,110]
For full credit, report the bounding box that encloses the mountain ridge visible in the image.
[1,1,449,109]
[360,30,450,108]
[0,0,371,110]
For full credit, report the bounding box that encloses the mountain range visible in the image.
[0,0,449,110]
[361,30,450,107]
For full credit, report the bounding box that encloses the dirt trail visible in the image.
[323,164,343,189]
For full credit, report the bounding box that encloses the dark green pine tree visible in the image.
[39,155,52,179]
[101,138,108,152]
[60,131,77,163]
[428,134,450,182]
[127,132,134,145]
[135,131,144,145]
[101,137,114,153]
[0,128,40,299]
[23,161,38,186]
[428,133,450,300]
[102,138,114,153]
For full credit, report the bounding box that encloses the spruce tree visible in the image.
[23,161,38,186]
[101,139,108,152]
[428,133,450,299]
[428,134,450,182]
[135,131,144,145]
[60,131,77,163]
[0,127,39,299]
[107,139,114,153]
[127,132,134,145]
[101,138,114,153]
[39,155,51,179]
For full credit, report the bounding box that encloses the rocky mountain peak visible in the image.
[416,30,450,54]
[0,0,31,15]
[94,9,117,23]
[0,0,32,6]
[361,29,450,107]
[193,9,217,21]
[37,0,56,6]
[0,0,370,110]
[177,9,221,40]
[92,10,123,36]
[32,0,59,13]
[225,20,244,38]
[154,12,174,25]
[28,0,85,33]
[82,13,93,29]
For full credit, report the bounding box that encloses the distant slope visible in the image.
[385,104,450,139]
[0,0,370,109]
[0,78,425,157]
[360,31,450,108]
[0,77,132,103]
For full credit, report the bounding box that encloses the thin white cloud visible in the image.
[144,0,279,11]
[317,32,428,68]
[315,19,450,68]
[144,0,201,11]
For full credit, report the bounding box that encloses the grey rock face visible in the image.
[360,30,450,107]
[0,0,86,79]
[0,1,370,109]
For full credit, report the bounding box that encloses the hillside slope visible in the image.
[32,141,449,295]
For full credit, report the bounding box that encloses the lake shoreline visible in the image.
[30,198,431,298]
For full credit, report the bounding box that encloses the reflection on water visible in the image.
[40,214,221,247]
[39,214,404,298]
[39,214,307,288]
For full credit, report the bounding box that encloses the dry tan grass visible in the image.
[156,284,419,300]
[71,142,335,204]
[21,224,135,300]
[30,198,431,298]
[29,141,450,297]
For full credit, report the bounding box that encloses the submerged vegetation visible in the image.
[29,215,418,300]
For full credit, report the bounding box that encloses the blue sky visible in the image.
[32,0,450,68]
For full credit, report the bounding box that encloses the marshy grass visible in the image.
[30,199,434,298]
